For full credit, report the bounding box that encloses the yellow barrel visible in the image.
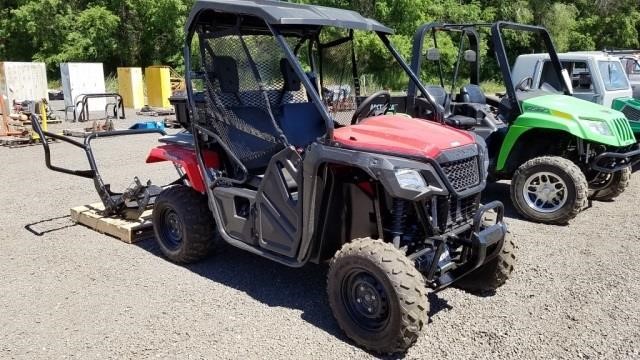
[117,67,145,109]
[145,65,171,108]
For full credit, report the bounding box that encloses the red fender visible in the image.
[146,144,220,193]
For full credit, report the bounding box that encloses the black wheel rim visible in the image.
[341,268,390,332]
[159,208,183,251]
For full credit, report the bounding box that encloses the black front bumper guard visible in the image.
[30,114,166,219]
[590,144,640,173]
[413,200,507,291]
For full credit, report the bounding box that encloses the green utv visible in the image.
[406,22,640,224]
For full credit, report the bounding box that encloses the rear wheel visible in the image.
[511,156,588,224]
[456,234,515,294]
[153,185,220,263]
[588,167,631,201]
[327,239,428,354]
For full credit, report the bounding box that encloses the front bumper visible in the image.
[413,201,507,291]
[590,143,640,173]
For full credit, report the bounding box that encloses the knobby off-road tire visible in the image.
[327,238,429,354]
[456,234,516,294]
[589,167,631,201]
[511,156,588,225]
[152,185,221,264]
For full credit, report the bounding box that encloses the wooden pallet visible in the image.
[70,203,154,243]
[0,136,33,147]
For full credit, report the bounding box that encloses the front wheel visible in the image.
[588,167,631,201]
[511,156,588,225]
[455,234,515,294]
[327,239,428,354]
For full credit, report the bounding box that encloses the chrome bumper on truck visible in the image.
[411,200,508,291]
[590,144,640,173]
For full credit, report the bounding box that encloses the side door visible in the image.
[255,147,304,258]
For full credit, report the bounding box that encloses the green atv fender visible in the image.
[612,97,640,137]
[496,95,636,172]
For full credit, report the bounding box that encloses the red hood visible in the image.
[333,115,476,159]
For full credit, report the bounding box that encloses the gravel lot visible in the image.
[1,104,639,359]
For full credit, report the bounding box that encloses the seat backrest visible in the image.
[278,103,325,148]
[213,56,240,93]
[460,84,486,104]
[425,85,447,106]
[212,56,242,106]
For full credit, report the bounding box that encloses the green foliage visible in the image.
[0,0,639,88]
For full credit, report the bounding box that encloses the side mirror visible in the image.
[463,50,477,63]
[425,48,440,61]
[561,68,574,95]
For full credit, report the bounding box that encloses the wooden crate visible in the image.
[70,203,154,243]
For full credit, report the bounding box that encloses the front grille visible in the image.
[622,105,640,122]
[611,117,635,142]
[449,195,478,225]
[440,156,481,192]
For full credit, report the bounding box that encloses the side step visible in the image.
[70,202,154,243]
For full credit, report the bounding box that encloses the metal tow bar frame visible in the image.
[30,114,166,218]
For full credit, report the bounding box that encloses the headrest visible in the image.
[213,56,240,93]
[280,58,301,92]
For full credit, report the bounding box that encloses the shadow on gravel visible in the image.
[481,181,522,220]
[24,215,78,236]
[633,163,640,173]
[136,238,451,357]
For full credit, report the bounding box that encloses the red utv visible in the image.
[33,0,515,353]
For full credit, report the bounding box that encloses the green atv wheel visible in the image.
[511,156,588,225]
[588,167,631,201]
[327,238,428,354]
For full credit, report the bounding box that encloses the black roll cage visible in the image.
[183,9,445,145]
[407,21,572,116]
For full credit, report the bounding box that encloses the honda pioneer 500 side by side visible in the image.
[408,22,640,225]
[25,1,515,354]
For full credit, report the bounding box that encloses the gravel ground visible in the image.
[1,103,639,359]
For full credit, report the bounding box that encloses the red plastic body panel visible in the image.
[146,144,220,193]
[333,115,476,159]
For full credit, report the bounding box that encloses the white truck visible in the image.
[512,51,640,138]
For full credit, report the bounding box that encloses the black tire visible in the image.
[327,238,428,354]
[456,234,515,294]
[588,167,631,201]
[152,185,220,264]
[510,156,588,225]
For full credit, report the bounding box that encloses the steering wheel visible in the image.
[516,77,533,92]
[351,90,391,125]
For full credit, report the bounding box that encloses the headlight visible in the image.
[394,169,428,192]
[581,118,613,136]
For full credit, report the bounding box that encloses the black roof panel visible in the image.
[187,0,393,34]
